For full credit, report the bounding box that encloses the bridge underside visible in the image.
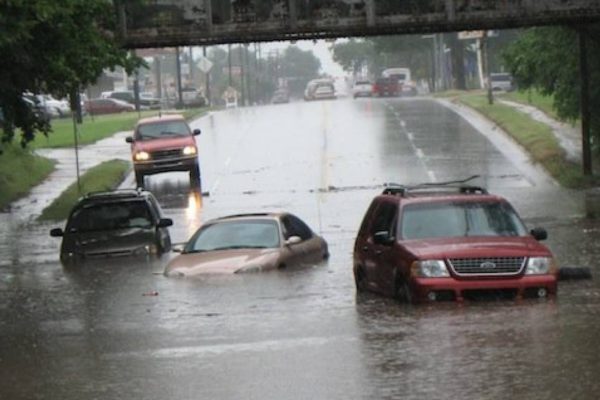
[116,0,600,48]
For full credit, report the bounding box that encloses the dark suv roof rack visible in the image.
[83,188,145,199]
[383,176,487,197]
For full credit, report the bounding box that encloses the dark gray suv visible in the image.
[50,189,173,263]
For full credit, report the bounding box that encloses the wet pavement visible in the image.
[1,98,600,400]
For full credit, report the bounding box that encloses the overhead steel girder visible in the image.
[115,0,600,48]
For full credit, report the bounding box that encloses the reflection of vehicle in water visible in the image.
[125,114,202,188]
[382,67,417,96]
[164,212,329,277]
[50,189,173,264]
[304,78,336,101]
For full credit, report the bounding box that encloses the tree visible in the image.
[0,0,141,151]
[503,25,600,151]
[278,46,321,96]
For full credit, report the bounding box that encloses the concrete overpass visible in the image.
[116,0,600,48]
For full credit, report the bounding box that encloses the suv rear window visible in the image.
[136,120,190,140]
[68,201,152,232]
[400,201,527,240]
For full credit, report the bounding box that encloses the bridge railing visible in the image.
[116,0,600,48]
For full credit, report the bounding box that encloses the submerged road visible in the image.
[1,97,600,400]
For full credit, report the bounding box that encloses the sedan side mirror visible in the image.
[530,227,548,241]
[125,136,134,143]
[192,129,201,136]
[50,228,64,237]
[373,231,394,245]
[285,236,302,246]
[158,218,173,228]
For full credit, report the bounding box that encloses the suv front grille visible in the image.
[448,257,526,276]
[152,149,182,160]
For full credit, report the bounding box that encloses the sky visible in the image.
[263,39,346,77]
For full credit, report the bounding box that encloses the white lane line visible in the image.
[400,120,406,128]
[210,179,221,193]
[427,170,437,182]
[416,148,424,159]
[407,132,414,141]
[224,157,232,167]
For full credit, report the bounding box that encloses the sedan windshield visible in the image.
[67,201,152,232]
[137,120,190,140]
[185,220,280,253]
[400,201,528,240]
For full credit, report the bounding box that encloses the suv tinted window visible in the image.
[370,202,397,236]
[400,201,527,240]
[67,201,152,232]
[282,214,314,240]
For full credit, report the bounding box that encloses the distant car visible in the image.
[271,89,290,104]
[373,77,400,97]
[85,98,135,114]
[312,84,336,100]
[352,80,373,98]
[304,78,335,101]
[164,212,329,277]
[108,90,161,109]
[50,189,173,263]
[353,179,558,303]
[125,114,201,187]
[41,95,71,118]
[181,88,207,107]
[490,73,515,92]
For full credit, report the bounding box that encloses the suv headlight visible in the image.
[134,151,150,161]
[525,257,556,275]
[182,146,197,156]
[411,260,450,278]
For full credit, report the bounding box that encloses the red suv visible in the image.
[126,114,201,187]
[353,180,558,303]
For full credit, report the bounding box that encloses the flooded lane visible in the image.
[1,98,600,400]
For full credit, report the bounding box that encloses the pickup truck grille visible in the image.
[448,257,526,276]
[151,149,182,160]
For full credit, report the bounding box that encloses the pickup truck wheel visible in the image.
[135,172,145,188]
[354,266,367,292]
[394,274,413,304]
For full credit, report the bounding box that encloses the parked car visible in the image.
[164,212,329,277]
[50,189,173,263]
[312,83,336,100]
[125,114,201,187]
[490,73,515,92]
[108,90,162,109]
[181,88,207,107]
[271,88,290,104]
[85,98,135,114]
[372,77,400,97]
[353,179,558,303]
[352,80,373,98]
[41,95,71,118]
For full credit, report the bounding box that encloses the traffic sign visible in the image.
[197,56,213,73]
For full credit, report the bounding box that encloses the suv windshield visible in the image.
[400,201,527,240]
[137,120,190,140]
[185,220,280,252]
[67,201,153,232]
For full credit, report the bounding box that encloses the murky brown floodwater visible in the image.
[1,98,599,400]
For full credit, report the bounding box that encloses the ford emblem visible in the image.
[480,261,496,269]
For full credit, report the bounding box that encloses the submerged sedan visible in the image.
[164,212,329,276]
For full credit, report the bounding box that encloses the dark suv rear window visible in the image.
[400,201,527,240]
[67,201,153,232]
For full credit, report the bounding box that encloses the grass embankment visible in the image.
[498,89,558,120]
[0,144,55,210]
[38,159,130,221]
[456,92,592,188]
[32,108,208,149]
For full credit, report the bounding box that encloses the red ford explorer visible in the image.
[126,114,201,188]
[353,181,558,303]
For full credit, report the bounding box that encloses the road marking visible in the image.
[224,157,232,167]
[416,148,424,158]
[407,132,414,141]
[400,120,406,128]
[428,170,437,182]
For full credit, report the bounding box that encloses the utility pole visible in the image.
[175,46,183,108]
[203,46,210,106]
[239,45,245,106]
[579,29,592,175]
[228,43,233,87]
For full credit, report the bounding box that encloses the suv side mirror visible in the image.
[530,227,547,241]
[373,231,394,245]
[158,218,173,228]
[125,136,134,143]
[192,129,201,136]
[285,236,302,246]
[50,228,64,237]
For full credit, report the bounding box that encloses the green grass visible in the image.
[0,143,55,210]
[498,89,559,120]
[456,93,593,188]
[32,107,208,149]
[38,159,130,221]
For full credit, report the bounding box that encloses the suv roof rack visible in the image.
[83,188,145,199]
[383,175,487,197]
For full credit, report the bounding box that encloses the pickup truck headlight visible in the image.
[182,146,197,156]
[134,151,150,161]
[525,257,556,275]
[411,260,450,278]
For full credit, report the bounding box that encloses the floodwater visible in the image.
[1,97,600,400]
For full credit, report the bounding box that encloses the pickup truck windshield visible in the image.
[137,120,190,140]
